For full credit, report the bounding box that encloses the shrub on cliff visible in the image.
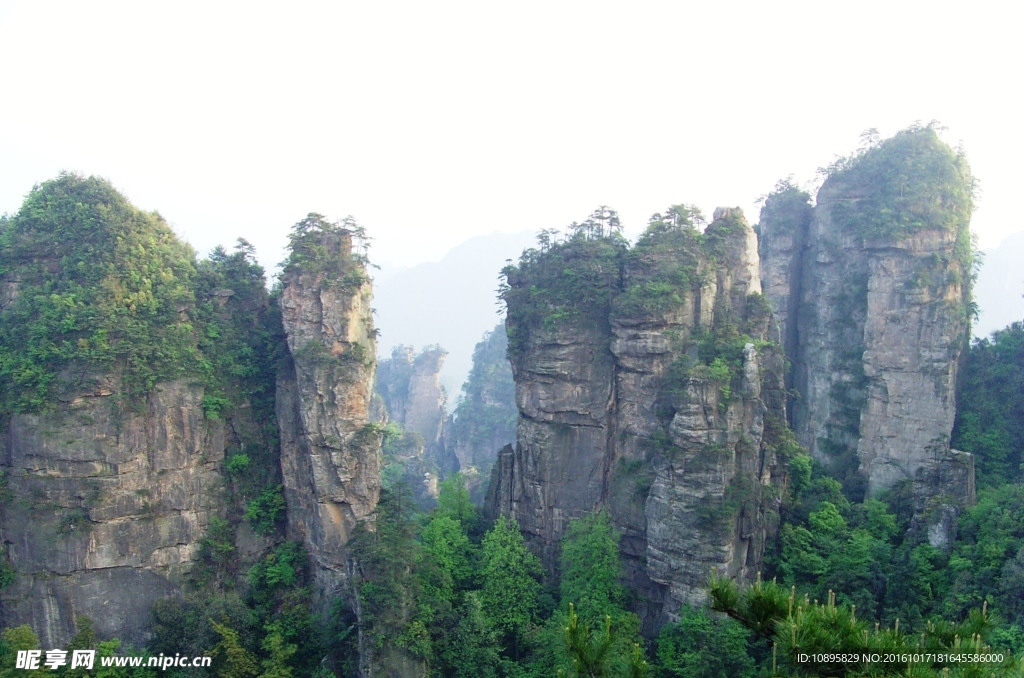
[824,124,974,242]
[500,209,628,358]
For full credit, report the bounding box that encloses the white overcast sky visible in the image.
[1,1,1021,275]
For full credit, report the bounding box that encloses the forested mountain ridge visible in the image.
[447,326,517,501]
[1,123,1023,677]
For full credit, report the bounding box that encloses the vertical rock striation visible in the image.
[0,381,224,648]
[492,207,790,629]
[496,222,622,568]
[634,209,787,614]
[276,216,382,594]
[757,182,813,413]
[760,127,975,500]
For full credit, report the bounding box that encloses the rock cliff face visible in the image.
[492,207,790,628]
[757,183,813,410]
[759,128,975,499]
[277,220,382,594]
[0,175,237,647]
[0,380,224,648]
[910,448,976,549]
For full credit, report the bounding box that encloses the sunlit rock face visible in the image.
[0,379,225,648]
[277,227,381,595]
[760,128,974,500]
[490,207,789,631]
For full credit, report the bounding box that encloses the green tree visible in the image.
[421,514,475,593]
[348,485,425,658]
[655,606,754,678]
[245,485,286,535]
[258,626,296,678]
[149,594,258,675]
[436,592,502,678]
[563,603,616,678]
[0,625,46,678]
[435,473,480,534]
[557,603,652,678]
[942,483,1024,621]
[211,620,260,678]
[480,515,542,659]
[560,511,628,624]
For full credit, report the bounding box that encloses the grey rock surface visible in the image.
[761,176,971,498]
[277,229,382,595]
[0,380,224,647]
[491,209,788,631]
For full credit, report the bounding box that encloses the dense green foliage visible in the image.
[655,606,756,678]
[756,455,1024,662]
[501,203,749,356]
[560,512,627,622]
[148,538,323,678]
[952,323,1024,486]
[742,312,1024,671]
[710,575,1021,677]
[0,179,307,674]
[192,239,288,547]
[613,205,705,316]
[479,515,543,655]
[329,479,663,676]
[0,619,158,677]
[0,173,200,413]
[281,213,370,292]
[824,125,974,245]
[500,208,628,358]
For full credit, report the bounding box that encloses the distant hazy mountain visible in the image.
[373,230,536,395]
[974,231,1024,339]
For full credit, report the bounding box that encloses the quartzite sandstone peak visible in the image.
[446,325,518,500]
[376,344,458,493]
[276,217,382,593]
[490,206,790,629]
[0,175,231,646]
[759,126,975,502]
